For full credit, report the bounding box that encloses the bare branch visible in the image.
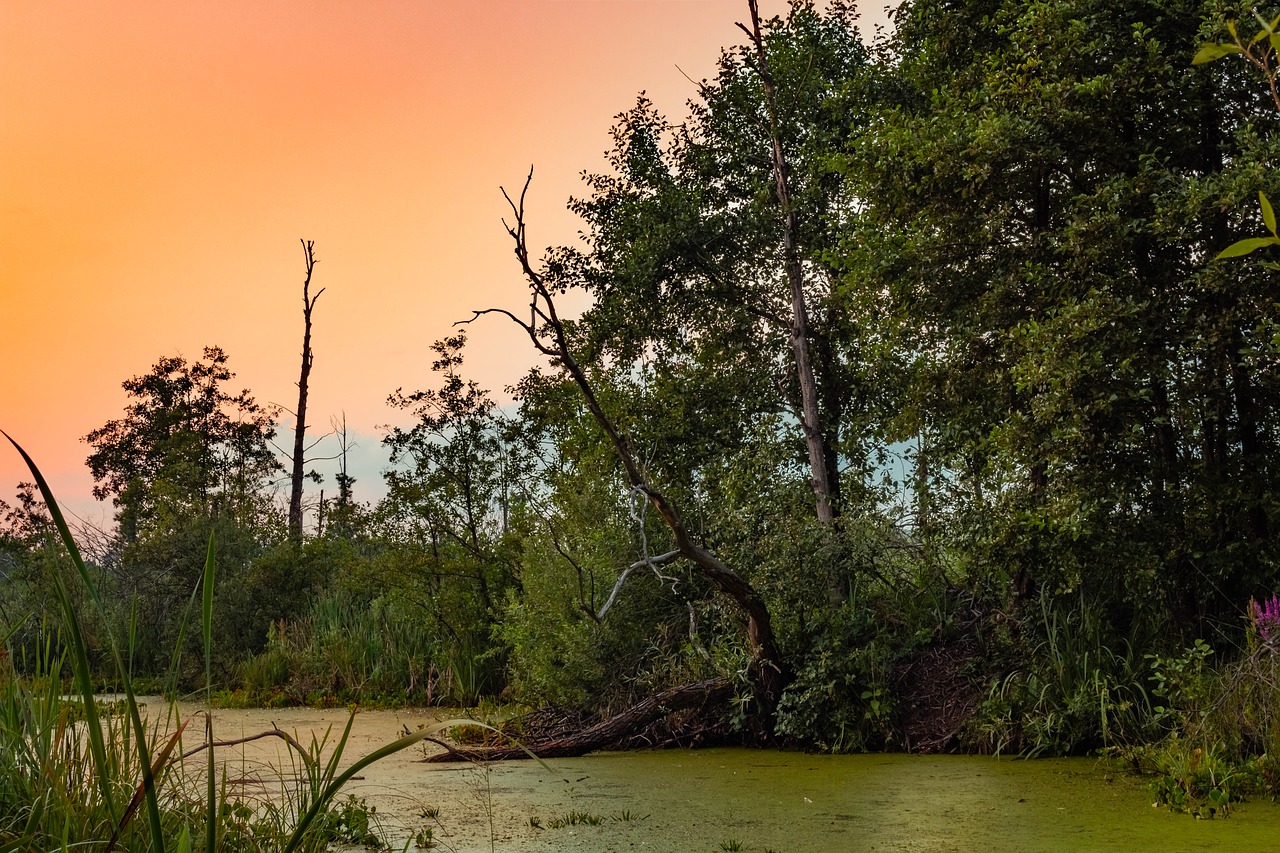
[179,723,309,761]
[596,550,681,621]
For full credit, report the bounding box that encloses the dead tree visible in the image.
[462,170,789,712]
[738,0,843,602]
[288,240,324,546]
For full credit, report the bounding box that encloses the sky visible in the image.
[1,0,891,528]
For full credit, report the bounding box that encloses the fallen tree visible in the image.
[423,677,733,762]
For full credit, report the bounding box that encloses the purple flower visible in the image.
[1251,595,1280,643]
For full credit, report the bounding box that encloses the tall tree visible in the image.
[552,1,878,604]
[740,0,836,534]
[288,239,324,546]
[83,347,281,669]
[382,332,522,640]
[471,172,791,709]
[852,0,1280,619]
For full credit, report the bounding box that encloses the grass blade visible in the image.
[283,719,485,853]
[201,533,217,853]
[107,717,193,851]
[2,430,117,819]
[4,431,167,850]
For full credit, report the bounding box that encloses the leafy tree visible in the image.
[380,333,523,671]
[542,1,883,608]
[85,346,280,542]
[83,347,282,671]
[851,0,1280,624]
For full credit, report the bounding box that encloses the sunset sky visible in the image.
[1,0,890,526]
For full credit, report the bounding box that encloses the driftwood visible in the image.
[424,676,733,762]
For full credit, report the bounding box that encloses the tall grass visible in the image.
[0,432,468,850]
[237,590,498,706]
[970,589,1154,755]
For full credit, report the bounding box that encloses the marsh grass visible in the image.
[969,590,1154,756]
[236,592,454,706]
[0,433,473,851]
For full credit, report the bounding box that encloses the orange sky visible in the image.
[1,0,890,524]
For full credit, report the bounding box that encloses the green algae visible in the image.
[421,749,1280,853]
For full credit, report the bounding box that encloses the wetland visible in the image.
[158,702,1280,853]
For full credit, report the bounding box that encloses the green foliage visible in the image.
[775,607,898,752]
[84,347,279,545]
[1145,739,1240,817]
[544,810,605,829]
[965,592,1156,756]
[1147,639,1216,734]
[0,437,466,851]
[1119,600,1280,814]
[234,589,452,706]
[853,0,1280,624]
[308,795,384,848]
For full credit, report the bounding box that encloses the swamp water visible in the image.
[151,701,1280,852]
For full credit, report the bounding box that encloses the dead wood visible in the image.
[424,676,733,762]
[179,723,310,761]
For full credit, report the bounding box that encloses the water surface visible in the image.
[155,702,1278,852]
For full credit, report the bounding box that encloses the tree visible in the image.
[469,171,790,709]
[83,347,281,670]
[732,0,837,536]
[288,240,325,546]
[550,1,880,605]
[851,0,1280,622]
[85,347,280,541]
[381,332,523,656]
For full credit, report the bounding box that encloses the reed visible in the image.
[0,433,467,851]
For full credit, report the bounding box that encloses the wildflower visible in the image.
[1250,595,1280,647]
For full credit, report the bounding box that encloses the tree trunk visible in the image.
[425,677,733,762]
[288,240,323,547]
[740,0,841,602]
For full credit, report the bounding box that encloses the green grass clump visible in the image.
[545,809,605,828]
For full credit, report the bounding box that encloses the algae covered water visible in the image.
[411,749,1279,853]
[163,704,1279,852]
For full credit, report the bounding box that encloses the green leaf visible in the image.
[1192,42,1242,64]
[1262,191,1277,235]
[1216,236,1280,258]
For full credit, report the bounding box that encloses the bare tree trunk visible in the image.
[739,0,840,599]
[466,171,789,711]
[288,240,324,547]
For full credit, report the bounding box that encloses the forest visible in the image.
[6,0,1280,836]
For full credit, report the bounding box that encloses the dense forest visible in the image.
[6,0,1280,806]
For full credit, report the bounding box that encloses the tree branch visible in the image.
[467,167,789,709]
